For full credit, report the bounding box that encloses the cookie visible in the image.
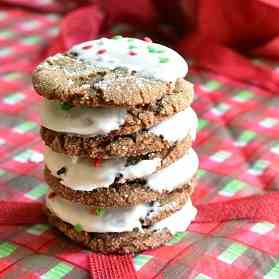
[40,79,194,137]
[46,208,172,254]
[44,193,197,254]
[44,148,198,207]
[41,105,197,160]
[32,37,188,107]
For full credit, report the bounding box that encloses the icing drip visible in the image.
[146,148,199,192]
[150,107,198,142]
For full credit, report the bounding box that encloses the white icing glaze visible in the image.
[151,198,197,234]
[147,148,199,192]
[150,106,198,142]
[69,37,188,81]
[44,147,161,191]
[40,99,127,136]
[46,191,196,233]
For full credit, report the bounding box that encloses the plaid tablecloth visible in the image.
[0,3,279,279]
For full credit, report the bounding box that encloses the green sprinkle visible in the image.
[96,208,105,216]
[127,38,135,42]
[128,45,137,49]
[147,46,165,54]
[74,224,82,232]
[159,57,169,63]
[147,46,157,53]
[112,35,123,39]
[60,102,73,111]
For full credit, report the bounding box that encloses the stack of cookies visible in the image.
[32,37,199,254]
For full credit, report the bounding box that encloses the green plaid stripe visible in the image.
[25,184,48,200]
[0,30,14,38]
[233,90,254,102]
[210,150,231,162]
[21,35,41,45]
[271,142,279,155]
[27,224,49,235]
[235,130,256,146]
[201,80,221,91]
[195,274,212,279]
[219,179,246,197]
[248,160,270,175]
[218,243,247,264]
[168,232,187,244]
[0,242,17,258]
[198,119,208,131]
[133,255,153,271]
[3,92,25,104]
[264,263,279,279]
[13,121,37,133]
[196,169,207,178]
[41,262,74,279]
[211,103,230,116]
[4,72,22,81]
[14,149,43,163]
[260,118,278,128]
[0,168,5,176]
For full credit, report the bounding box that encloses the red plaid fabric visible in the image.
[0,1,279,278]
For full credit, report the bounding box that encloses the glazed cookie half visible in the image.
[41,106,197,160]
[44,148,198,207]
[32,37,188,107]
[44,193,196,254]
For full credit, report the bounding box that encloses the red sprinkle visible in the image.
[48,192,56,199]
[97,49,107,55]
[128,51,137,56]
[143,37,152,42]
[93,158,102,168]
[82,45,93,50]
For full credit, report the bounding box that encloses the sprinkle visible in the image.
[112,35,123,39]
[127,38,135,42]
[95,208,105,216]
[60,102,73,111]
[56,167,66,175]
[128,51,137,56]
[97,49,107,55]
[48,192,56,199]
[143,36,152,42]
[147,45,165,54]
[93,158,102,168]
[147,46,157,53]
[82,44,93,50]
[159,57,169,63]
[74,224,83,232]
[128,45,137,50]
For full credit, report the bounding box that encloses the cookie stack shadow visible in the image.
[32,38,199,254]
